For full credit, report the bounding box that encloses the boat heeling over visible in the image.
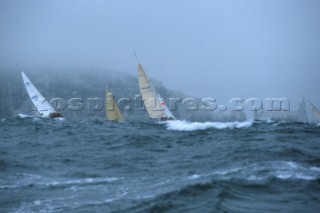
[137,63,176,121]
[21,71,63,119]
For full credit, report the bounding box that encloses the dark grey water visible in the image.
[0,117,320,213]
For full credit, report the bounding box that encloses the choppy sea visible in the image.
[0,117,320,213]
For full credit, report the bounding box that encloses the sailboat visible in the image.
[136,63,175,121]
[253,98,308,123]
[105,82,124,122]
[308,99,320,121]
[21,71,63,119]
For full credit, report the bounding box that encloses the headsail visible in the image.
[157,92,175,118]
[298,98,308,123]
[105,83,124,122]
[308,99,320,120]
[21,71,58,118]
[137,63,175,120]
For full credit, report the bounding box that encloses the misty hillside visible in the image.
[0,69,246,122]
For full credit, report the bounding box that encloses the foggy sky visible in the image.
[1,0,320,109]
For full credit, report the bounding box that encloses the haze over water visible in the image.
[1,0,320,103]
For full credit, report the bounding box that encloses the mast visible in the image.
[105,80,109,92]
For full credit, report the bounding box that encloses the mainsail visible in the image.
[21,71,58,117]
[105,85,124,122]
[308,99,320,120]
[137,63,175,120]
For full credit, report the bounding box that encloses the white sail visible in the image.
[137,63,175,120]
[21,71,55,117]
[157,93,175,119]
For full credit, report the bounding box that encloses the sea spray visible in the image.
[164,120,253,131]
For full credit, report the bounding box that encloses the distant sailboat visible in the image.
[307,99,320,121]
[105,82,124,122]
[298,98,308,122]
[136,63,175,121]
[253,98,308,123]
[21,71,63,119]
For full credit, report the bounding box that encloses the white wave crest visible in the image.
[165,120,253,131]
[209,161,320,181]
[17,113,34,118]
[0,176,122,190]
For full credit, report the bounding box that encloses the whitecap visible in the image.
[165,120,253,131]
[266,118,275,123]
[33,200,42,205]
[310,166,320,172]
[44,177,122,188]
[0,184,20,189]
[275,171,316,181]
[201,161,320,182]
[188,174,201,180]
[284,161,298,169]
[17,113,34,118]
[53,117,66,121]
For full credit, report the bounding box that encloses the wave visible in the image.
[44,177,122,188]
[164,120,253,131]
[15,114,65,122]
[17,113,34,118]
[186,161,320,182]
[0,175,122,190]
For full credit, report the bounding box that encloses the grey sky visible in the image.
[1,0,320,109]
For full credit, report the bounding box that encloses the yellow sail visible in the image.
[137,64,166,119]
[105,91,124,122]
[308,99,320,121]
